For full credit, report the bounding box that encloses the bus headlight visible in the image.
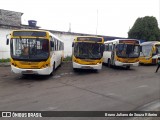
[73,59,78,63]
[12,62,17,66]
[42,64,49,68]
[97,61,102,64]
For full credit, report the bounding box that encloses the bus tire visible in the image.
[59,58,63,67]
[22,74,28,78]
[73,68,78,72]
[50,63,55,76]
[103,62,107,66]
[108,59,111,68]
[126,66,130,69]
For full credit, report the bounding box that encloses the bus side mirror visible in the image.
[6,34,10,45]
[6,38,9,45]
[140,46,142,52]
[72,42,74,47]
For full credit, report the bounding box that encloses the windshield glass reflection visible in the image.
[11,38,49,61]
[140,45,152,57]
[116,44,140,58]
[74,42,103,59]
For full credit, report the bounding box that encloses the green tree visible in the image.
[128,16,160,41]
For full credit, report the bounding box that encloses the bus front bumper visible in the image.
[11,65,52,75]
[139,58,157,64]
[115,61,139,67]
[73,62,102,70]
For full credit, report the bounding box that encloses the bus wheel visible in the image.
[108,59,111,68]
[59,57,63,67]
[73,68,78,72]
[126,66,130,69]
[50,63,55,76]
[21,74,28,78]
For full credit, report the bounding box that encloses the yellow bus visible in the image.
[72,36,104,70]
[6,29,64,75]
[139,41,160,64]
[103,39,140,69]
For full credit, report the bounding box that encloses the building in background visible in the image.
[0,9,125,59]
[0,9,39,59]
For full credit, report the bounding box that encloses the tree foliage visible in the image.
[128,16,160,41]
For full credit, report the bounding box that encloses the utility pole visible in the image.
[96,9,98,35]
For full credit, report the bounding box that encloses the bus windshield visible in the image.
[116,44,140,58]
[74,42,103,59]
[140,45,152,57]
[10,38,49,61]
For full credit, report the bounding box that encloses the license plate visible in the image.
[81,66,93,69]
[124,64,131,66]
[22,70,34,74]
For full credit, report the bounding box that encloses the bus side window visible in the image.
[105,44,108,51]
[108,44,112,51]
[57,40,59,51]
[50,41,54,51]
[54,39,57,51]
[72,42,74,47]
[140,46,142,52]
[155,46,159,54]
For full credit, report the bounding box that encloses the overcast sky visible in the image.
[1,0,159,37]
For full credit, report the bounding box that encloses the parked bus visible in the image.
[6,29,64,75]
[103,39,140,69]
[72,36,104,70]
[139,41,160,64]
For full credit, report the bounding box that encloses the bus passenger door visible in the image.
[103,44,108,63]
[50,37,55,69]
[111,44,115,65]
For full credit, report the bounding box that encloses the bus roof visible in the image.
[75,36,103,39]
[104,39,139,44]
[11,29,63,42]
[12,29,47,32]
[140,41,160,46]
[74,36,104,42]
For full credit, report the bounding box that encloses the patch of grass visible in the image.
[63,56,72,62]
[0,58,10,63]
